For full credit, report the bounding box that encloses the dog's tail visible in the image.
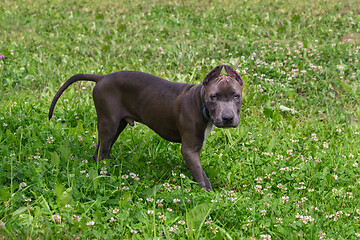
[48,74,103,120]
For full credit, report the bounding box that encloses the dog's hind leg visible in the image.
[93,117,127,161]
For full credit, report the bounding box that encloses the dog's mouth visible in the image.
[214,122,239,128]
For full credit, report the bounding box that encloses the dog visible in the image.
[48,65,244,191]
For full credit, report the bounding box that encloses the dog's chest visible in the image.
[204,122,214,141]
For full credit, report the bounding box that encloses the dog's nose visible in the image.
[222,113,234,122]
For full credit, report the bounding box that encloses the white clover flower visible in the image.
[52,215,61,222]
[260,209,266,216]
[86,221,95,225]
[178,220,186,225]
[73,215,81,222]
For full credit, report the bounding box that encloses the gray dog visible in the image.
[49,65,243,191]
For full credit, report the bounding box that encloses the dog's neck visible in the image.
[200,86,211,122]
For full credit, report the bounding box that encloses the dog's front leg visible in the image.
[181,143,213,191]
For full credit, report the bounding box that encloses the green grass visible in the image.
[1,0,360,238]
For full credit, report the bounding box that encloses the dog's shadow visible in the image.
[109,124,185,184]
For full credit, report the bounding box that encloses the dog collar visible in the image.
[200,86,211,122]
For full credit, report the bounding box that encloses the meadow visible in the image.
[1,0,360,239]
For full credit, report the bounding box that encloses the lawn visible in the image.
[1,0,360,239]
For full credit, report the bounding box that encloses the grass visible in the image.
[1,0,360,238]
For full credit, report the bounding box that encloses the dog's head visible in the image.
[202,65,243,128]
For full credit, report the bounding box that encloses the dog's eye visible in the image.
[210,94,217,100]
[233,94,240,99]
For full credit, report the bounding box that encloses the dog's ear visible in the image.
[203,65,224,85]
[224,65,243,87]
